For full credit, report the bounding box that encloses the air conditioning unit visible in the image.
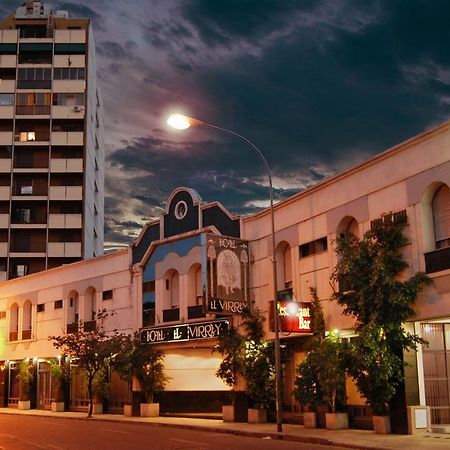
[73,105,84,112]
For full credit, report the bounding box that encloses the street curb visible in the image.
[0,410,396,450]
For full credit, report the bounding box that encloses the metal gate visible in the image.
[421,323,450,424]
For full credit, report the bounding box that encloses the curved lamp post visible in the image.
[167,114,283,432]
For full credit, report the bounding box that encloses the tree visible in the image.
[49,310,123,417]
[113,332,169,403]
[17,359,34,402]
[331,214,431,415]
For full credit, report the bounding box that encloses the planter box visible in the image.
[303,411,317,428]
[18,400,30,410]
[51,401,65,412]
[140,403,159,417]
[248,408,267,423]
[222,405,235,422]
[373,415,391,434]
[124,405,133,417]
[325,412,349,430]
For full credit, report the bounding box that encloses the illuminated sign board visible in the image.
[269,300,312,333]
[202,234,250,315]
[140,319,229,344]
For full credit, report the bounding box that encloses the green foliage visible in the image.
[17,359,34,401]
[294,350,323,411]
[331,215,431,415]
[309,287,325,343]
[214,309,276,410]
[346,323,404,415]
[49,309,123,417]
[49,358,70,402]
[214,325,244,389]
[113,332,169,403]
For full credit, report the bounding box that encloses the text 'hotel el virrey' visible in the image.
[0,1,105,281]
[0,1,450,435]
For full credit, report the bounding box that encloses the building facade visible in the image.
[0,120,449,428]
[0,1,105,281]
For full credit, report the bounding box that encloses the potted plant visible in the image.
[92,369,110,414]
[17,359,34,410]
[317,334,348,430]
[243,339,275,423]
[346,323,406,433]
[294,350,323,428]
[214,325,247,422]
[49,358,69,412]
[113,333,169,417]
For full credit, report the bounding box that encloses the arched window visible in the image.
[84,287,96,322]
[68,290,79,324]
[187,264,202,307]
[164,270,180,309]
[432,184,450,249]
[9,303,19,341]
[276,242,292,292]
[337,216,359,242]
[22,300,32,340]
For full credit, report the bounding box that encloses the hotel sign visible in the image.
[203,234,250,315]
[140,319,229,344]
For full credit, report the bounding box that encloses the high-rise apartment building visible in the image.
[0,1,104,280]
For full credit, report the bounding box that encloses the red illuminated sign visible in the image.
[269,300,312,333]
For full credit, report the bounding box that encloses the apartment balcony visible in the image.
[0,79,15,92]
[54,29,86,44]
[52,80,86,94]
[0,131,13,145]
[66,322,78,334]
[50,158,83,173]
[48,213,82,228]
[49,186,83,201]
[0,29,18,42]
[0,242,8,257]
[0,55,17,68]
[0,159,11,172]
[51,131,84,146]
[0,214,9,227]
[48,242,82,258]
[16,105,51,117]
[15,131,50,143]
[53,55,85,68]
[0,186,11,200]
[0,106,14,118]
[52,105,85,119]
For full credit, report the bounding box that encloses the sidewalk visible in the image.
[1,408,450,450]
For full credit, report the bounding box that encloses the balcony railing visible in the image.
[83,320,96,332]
[162,308,180,323]
[188,305,205,320]
[16,105,51,115]
[66,322,78,334]
[9,331,18,341]
[21,329,32,340]
[425,246,450,273]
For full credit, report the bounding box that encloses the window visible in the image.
[54,43,86,55]
[53,67,85,80]
[299,237,328,258]
[54,299,63,309]
[17,68,52,89]
[0,94,14,106]
[0,311,6,319]
[17,179,33,195]
[37,303,45,313]
[0,43,17,54]
[102,290,113,300]
[16,264,28,277]
[16,92,51,115]
[432,185,450,249]
[52,93,85,106]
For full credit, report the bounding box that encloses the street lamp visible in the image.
[167,114,283,433]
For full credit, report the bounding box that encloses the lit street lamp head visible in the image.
[167,114,204,130]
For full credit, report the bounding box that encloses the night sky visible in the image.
[2,1,450,249]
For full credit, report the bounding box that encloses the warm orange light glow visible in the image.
[167,114,204,130]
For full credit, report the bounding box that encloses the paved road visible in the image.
[0,415,354,450]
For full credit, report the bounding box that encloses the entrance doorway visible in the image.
[421,323,450,424]
[37,361,52,409]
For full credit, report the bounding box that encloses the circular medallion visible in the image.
[174,200,188,220]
